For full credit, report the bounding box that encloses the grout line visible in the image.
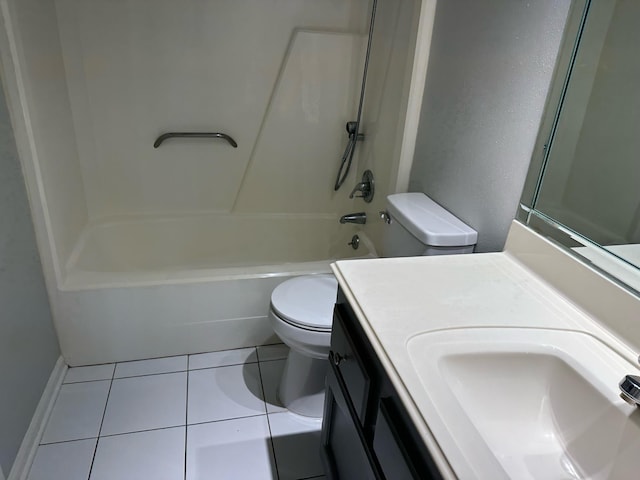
[60,359,279,383]
[66,361,115,368]
[256,345,288,363]
[187,414,268,428]
[85,413,270,442]
[65,346,279,382]
[256,357,288,364]
[87,363,116,478]
[188,345,260,359]
[97,359,262,382]
[113,370,189,380]
[62,377,115,385]
[188,359,258,372]
[256,361,281,480]
[114,353,187,365]
[38,436,99,446]
[94,424,186,440]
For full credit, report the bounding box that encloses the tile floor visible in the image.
[28,344,327,480]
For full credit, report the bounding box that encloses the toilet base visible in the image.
[278,349,328,418]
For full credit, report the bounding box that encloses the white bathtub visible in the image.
[57,214,374,366]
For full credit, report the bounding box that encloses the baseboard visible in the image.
[8,356,67,480]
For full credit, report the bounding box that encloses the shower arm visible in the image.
[153,132,238,148]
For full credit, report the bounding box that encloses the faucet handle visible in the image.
[620,375,640,406]
[348,170,375,203]
[349,182,368,199]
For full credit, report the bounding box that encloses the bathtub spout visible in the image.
[339,212,366,225]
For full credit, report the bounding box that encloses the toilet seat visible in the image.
[270,274,337,332]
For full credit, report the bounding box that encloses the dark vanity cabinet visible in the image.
[321,289,443,480]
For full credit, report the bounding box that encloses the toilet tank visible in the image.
[383,193,478,257]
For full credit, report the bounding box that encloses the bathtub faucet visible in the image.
[340,212,367,225]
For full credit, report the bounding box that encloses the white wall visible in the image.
[409,0,571,252]
[5,0,88,276]
[355,0,424,249]
[0,74,60,477]
[54,0,370,219]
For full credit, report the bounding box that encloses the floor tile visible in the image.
[188,364,265,424]
[101,372,187,436]
[90,427,185,480]
[269,411,323,480]
[259,359,287,413]
[27,438,97,480]
[257,344,290,362]
[64,364,115,384]
[187,416,276,480]
[41,381,110,444]
[189,347,257,370]
[114,355,187,378]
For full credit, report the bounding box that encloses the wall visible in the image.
[352,0,423,249]
[4,0,89,278]
[0,76,60,477]
[54,0,369,219]
[409,0,570,252]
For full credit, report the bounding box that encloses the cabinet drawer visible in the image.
[330,303,371,423]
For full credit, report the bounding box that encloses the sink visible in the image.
[406,328,640,479]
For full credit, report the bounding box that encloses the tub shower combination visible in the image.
[1,0,427,365]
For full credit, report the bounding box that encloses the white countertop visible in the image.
[331,226,640,479]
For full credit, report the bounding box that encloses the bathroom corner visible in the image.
[0,72,61,478]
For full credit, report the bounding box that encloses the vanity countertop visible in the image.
[331,223,640,479]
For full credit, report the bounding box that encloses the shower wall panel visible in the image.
[54,0,369,220]
[4,0,88,273]
[233,30,364,213]
[350,0,422,249]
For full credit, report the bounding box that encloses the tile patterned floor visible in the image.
[27,344,327,480]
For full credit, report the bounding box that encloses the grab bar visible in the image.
[153,132,238,148]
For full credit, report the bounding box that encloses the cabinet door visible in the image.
[331,303,371,423]
[321,358,380,480]
[373,398,419,480]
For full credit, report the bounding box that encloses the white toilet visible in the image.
[268,193,478,417]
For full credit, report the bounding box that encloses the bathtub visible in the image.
[56,214,375,366]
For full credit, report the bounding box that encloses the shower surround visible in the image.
[0,0,434,365]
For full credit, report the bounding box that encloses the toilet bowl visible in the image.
[268,274,336,417]
[268,193,478,418]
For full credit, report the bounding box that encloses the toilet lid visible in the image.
[271,274,337,331]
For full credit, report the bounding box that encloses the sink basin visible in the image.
[406,328,640,479]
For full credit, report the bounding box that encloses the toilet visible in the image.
[268,193,478,417]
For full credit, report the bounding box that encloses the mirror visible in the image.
[520,0,640,294]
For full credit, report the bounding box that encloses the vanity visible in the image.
[321,221,640,479]
[321,1,640,476]
[321,287,442,479]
